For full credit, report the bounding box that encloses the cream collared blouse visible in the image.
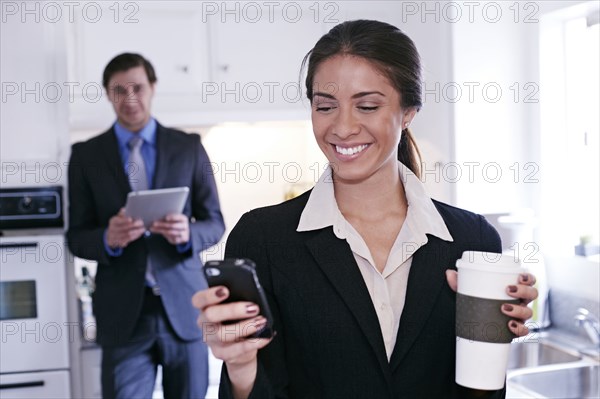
[297,161,454,359]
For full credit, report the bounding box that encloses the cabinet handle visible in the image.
[0,380,45,390]
[0,243,38,249]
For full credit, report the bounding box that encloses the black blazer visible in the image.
[67,122,225,346]
[220,191,504,399]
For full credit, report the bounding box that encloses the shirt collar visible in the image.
[297,166,337,231]
[297,161,453,242]
[113,118,157,148]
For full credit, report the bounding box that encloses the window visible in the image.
[539,3,600,258]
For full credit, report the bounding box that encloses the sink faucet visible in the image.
[575,308,600,346]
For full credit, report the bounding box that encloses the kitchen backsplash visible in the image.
[549,289,600,341]
[545,254,600,341]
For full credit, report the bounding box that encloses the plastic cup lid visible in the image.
[456,251,523,273]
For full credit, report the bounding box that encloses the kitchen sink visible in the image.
[508,364,599,398]
[507,341,582,370]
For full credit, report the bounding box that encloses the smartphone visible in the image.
[203,258,275,339]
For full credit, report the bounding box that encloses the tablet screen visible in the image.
[124,187,189,227]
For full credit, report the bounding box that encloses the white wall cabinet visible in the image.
[79,347,102,399]
[67,1,211,129]
[0,371,70,399]
[66,0,455,203]
[0,16,70,187]
[67,1,334,129]
[205,4,328,117]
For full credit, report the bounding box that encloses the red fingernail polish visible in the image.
[508,285,518,293]
[510,321,518,328]
[246,304,259,314]
[215,288,226,298]
[254,318,267,328]
[521,274,529,282]
[503,304,514,311]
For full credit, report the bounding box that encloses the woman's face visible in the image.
[311,55,415,184]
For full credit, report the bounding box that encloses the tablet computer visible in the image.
[124,187,189,228]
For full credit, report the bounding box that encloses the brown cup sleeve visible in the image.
[456,293,520,344]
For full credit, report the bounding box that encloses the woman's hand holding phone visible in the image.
[192,285,273,399]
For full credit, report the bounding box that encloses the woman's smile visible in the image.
[333,143,370,158]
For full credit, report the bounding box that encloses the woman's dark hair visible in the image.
[102,53,157,89]
[302,20,423,178]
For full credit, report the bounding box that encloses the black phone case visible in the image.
[203,258,274,338]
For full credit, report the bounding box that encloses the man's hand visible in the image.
[150,213,190,245]
[106,208,145,248]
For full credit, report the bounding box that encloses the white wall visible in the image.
[451,1,597,301]
[452,0,588,213]
[538,1,600,256]
[451,1,541,214]
[545,255,600,302]
[198,121,325,260]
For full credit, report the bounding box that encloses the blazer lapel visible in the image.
[306,228,392,382]
[101,129,131,196]
[153,124,176,189]
[389,236,452,371]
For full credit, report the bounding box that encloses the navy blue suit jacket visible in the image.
[67,122,225,346]
[220,191,505,399]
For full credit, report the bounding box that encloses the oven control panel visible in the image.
[0,186,63,229]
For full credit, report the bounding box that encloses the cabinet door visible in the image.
[207,2,331,114]
[0,371,70,399]
[0,15,69,185]
[80,347,102,399]
[68,1,210,129]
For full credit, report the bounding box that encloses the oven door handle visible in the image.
[0,243,38,249]
[0,380,45,390]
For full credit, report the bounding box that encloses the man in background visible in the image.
[67,53,225,398]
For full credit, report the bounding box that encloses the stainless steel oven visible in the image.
[0,187,71,398]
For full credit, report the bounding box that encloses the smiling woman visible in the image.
[192,19,538,399]
[309,55,414,189]
[308,55,415,273]
[303,20,423,182]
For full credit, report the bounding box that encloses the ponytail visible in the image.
[398,128,422,179]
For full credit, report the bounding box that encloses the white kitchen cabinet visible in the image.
[205,3,330,115]
[0,15,70,187]
[0,371,70,399]
[70,3,209,96]
[80,346,102,399]
[67,1,211,129]
[67,1,337,128]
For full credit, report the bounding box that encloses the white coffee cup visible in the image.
[455,251,524,390]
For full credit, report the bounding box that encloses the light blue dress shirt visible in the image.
[104,118,191,256]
